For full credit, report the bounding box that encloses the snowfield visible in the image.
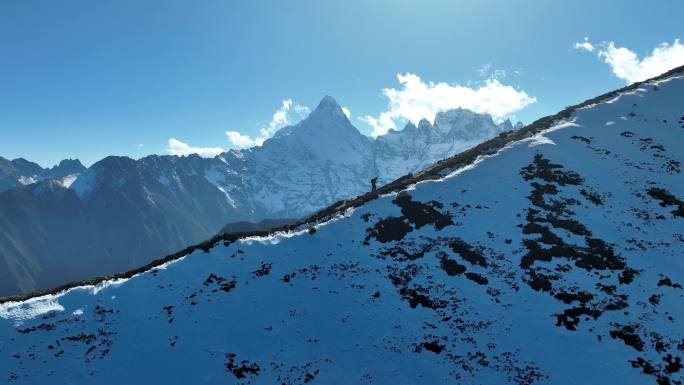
[0,71,683,385]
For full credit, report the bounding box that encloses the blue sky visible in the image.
[1,0,683,166]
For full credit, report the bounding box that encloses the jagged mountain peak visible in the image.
[417,118,432,129]
[42,158,86,180]
[268,95,351,142]
[55,158,84,168]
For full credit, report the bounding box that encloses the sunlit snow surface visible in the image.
[1,77,683,384]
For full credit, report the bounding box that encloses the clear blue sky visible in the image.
[1,0,683,166]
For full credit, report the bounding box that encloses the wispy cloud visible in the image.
[477,63,492,77]
[166,138,224,158]
[477,63,506,79]
[359,73,536,137]
[576,38,684,83]
[226,99,310,148]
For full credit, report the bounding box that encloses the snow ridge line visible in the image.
[2,64,683,305]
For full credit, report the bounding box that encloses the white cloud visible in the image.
[259,99,293,139]
[166,138,224,158]
[225,131,257,148]
[359,73,536,137]
[225,99,309,148]
[341,107,351,119]
[574,37,595,52]
[577,38,684,84]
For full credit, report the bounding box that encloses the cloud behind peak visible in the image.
[360,73,536,137]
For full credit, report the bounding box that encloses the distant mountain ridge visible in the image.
[0,157,85,192]
[375,108,522,182]
[0,98,518,295]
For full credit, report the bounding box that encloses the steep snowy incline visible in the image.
[0,70,683,384]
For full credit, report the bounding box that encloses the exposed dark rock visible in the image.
[555,306,602,331]
[203,274,237,293]
[449,238,487,267]
[465,272,489,285]
[618,268,639,285]
[225,353,260,379]
[658,277,682,289]
[413,340,446,354]
[365,217,413,243]
[520,154,584,186]
[253,263,273,278]
[553,291,593,305]
[441,258,466,276]
[393,192,453,230]
[571,135,592,144]
[647,188,684,218]
[610,325,645,351]
[400,287,446,309]
[580,189,603,205]
[525,269,556,292]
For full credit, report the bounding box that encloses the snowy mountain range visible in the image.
[1,65,682,385]
[0,98,517,295]
[375,108,523,180]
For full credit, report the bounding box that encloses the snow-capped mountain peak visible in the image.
[298,96,355,135]
[270,96,353,143]
[265,95,372,166]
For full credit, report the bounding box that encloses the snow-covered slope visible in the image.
[1,69,682,384]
